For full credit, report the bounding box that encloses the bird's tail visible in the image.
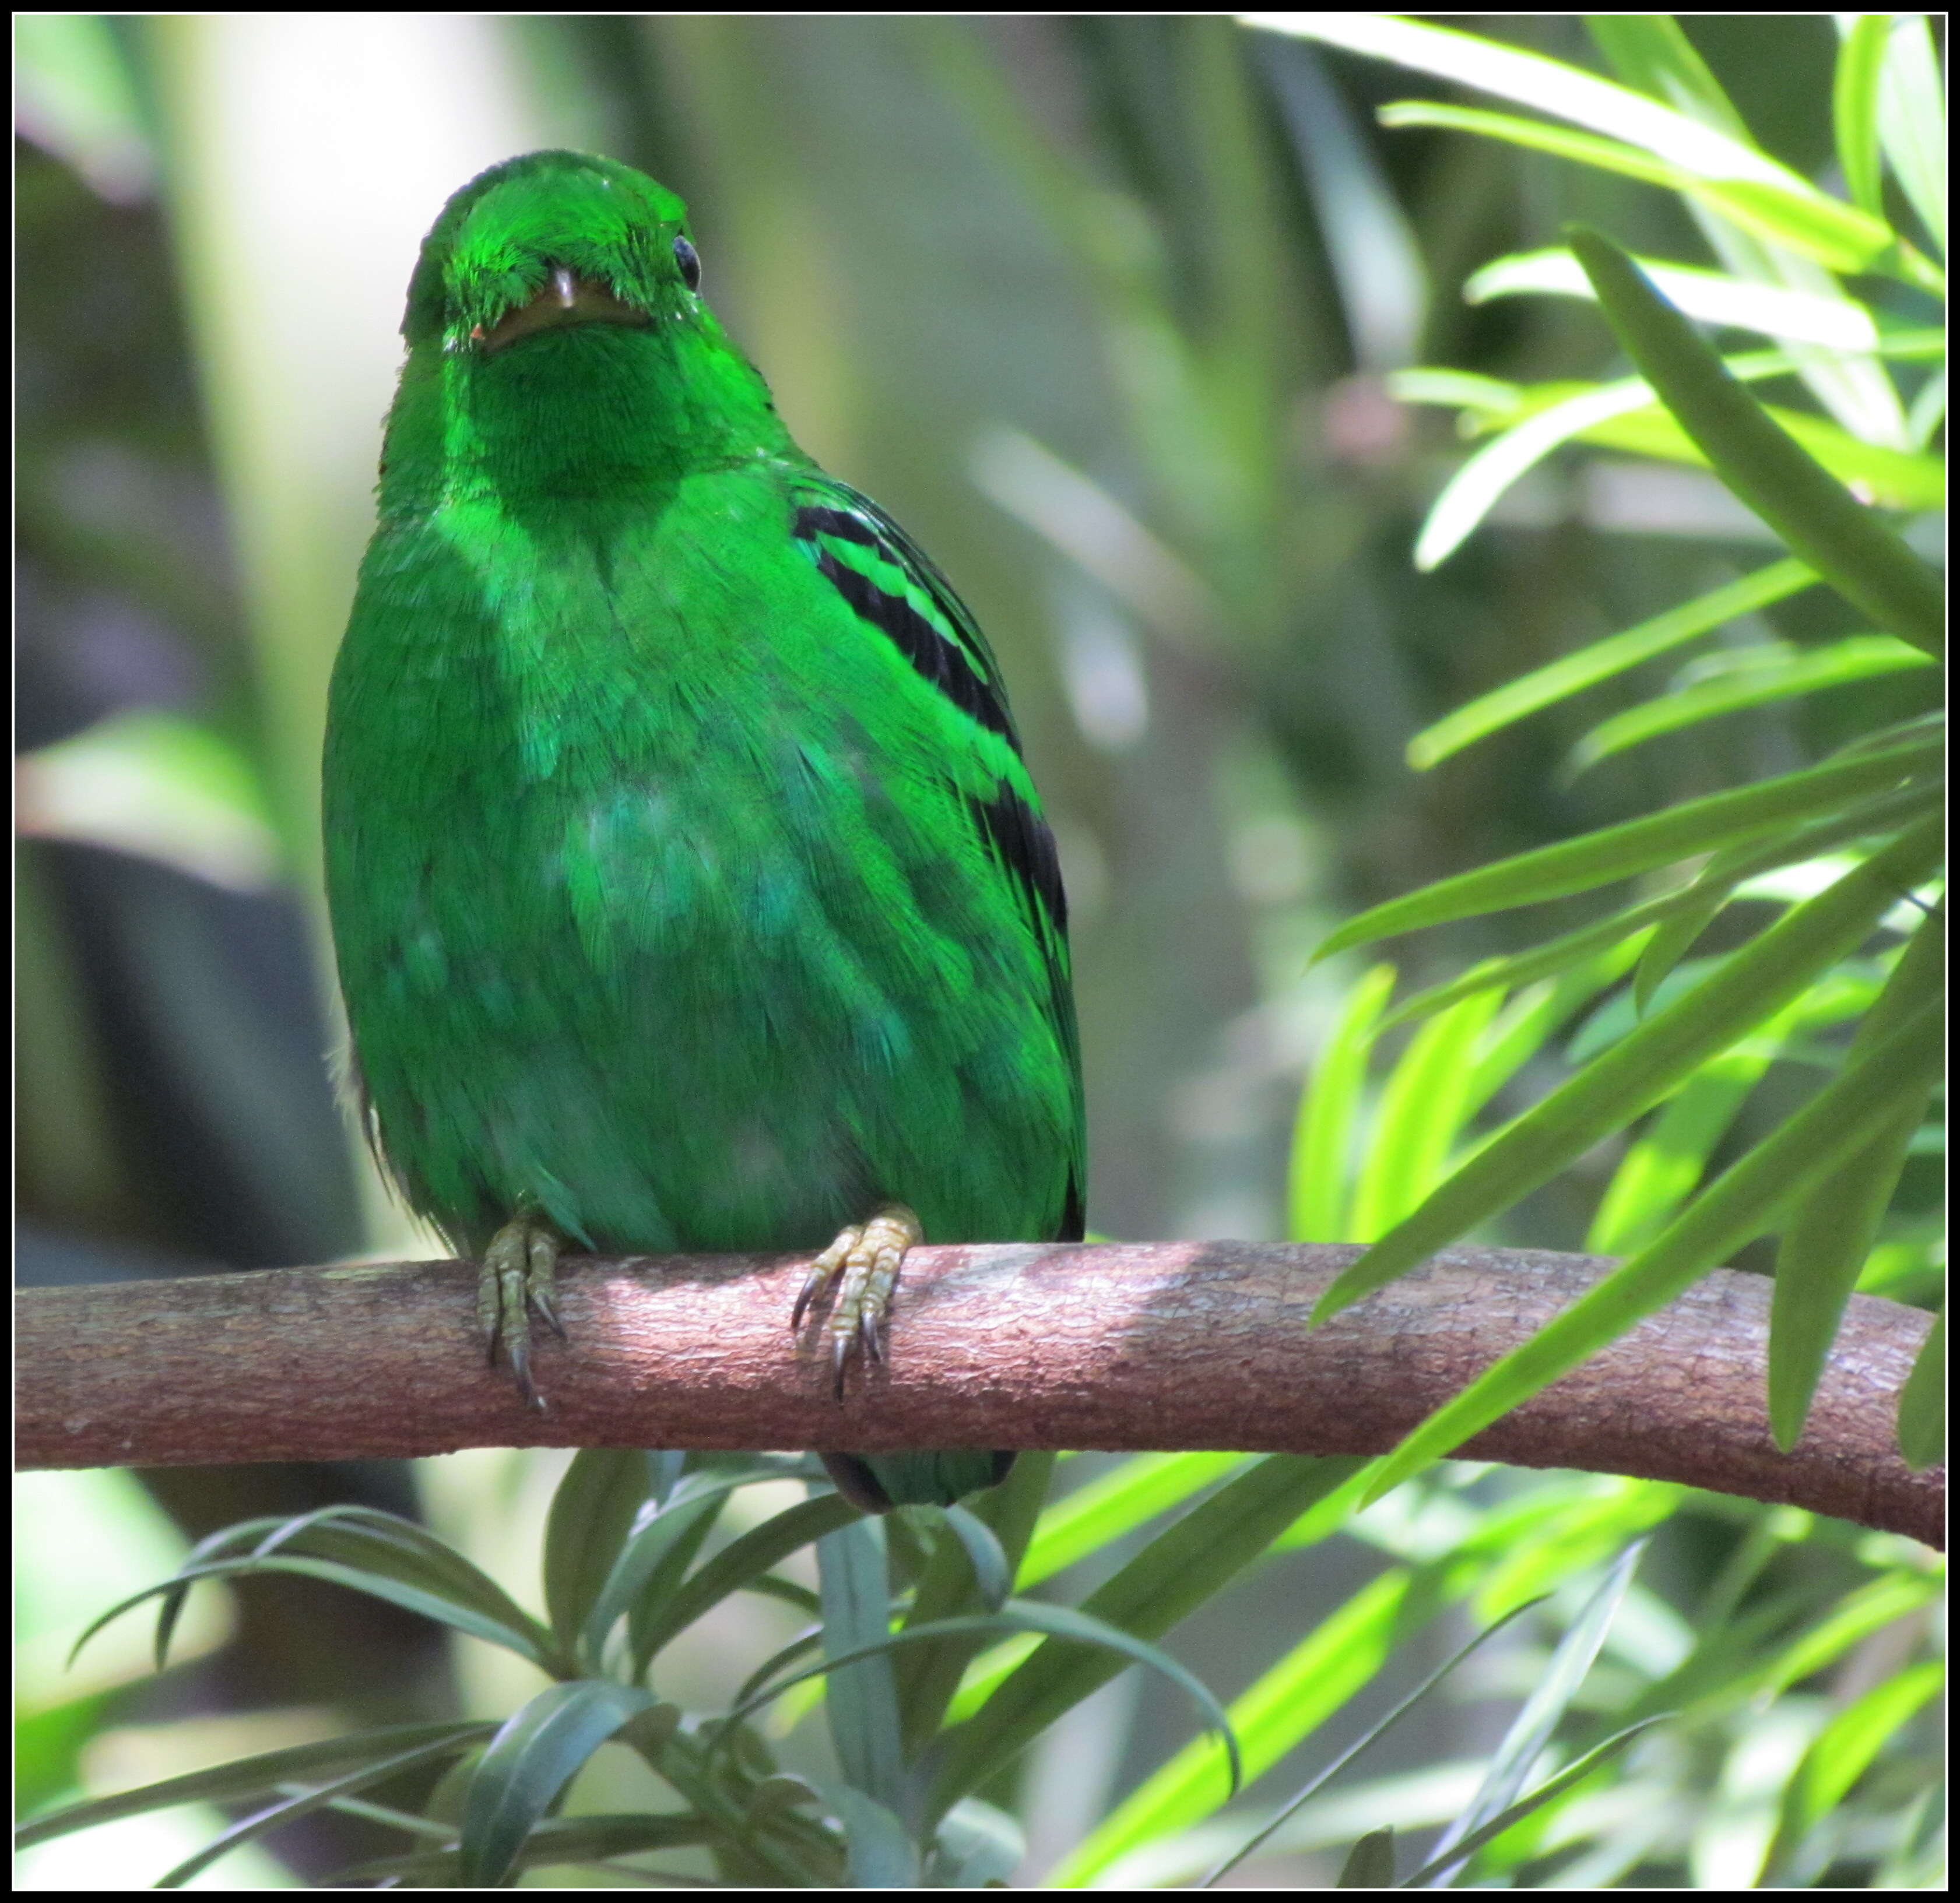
[819,1449,1016,1514]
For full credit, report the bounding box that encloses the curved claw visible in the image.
[480,1215,562,1410]
[793,1204,921,1401]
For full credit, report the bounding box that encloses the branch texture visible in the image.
[16,1243,1941,1546]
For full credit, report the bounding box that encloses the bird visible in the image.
[321,150,1084,1511]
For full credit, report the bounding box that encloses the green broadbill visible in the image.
[322,150,1084,1511]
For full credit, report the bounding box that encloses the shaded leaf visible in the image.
[1566,635,1934,776]
[1339,1827,1396,1886]
[544,1450,655,1663]
[1896,1309,1945,1472]
[627,1490,853,1675]
[816,1518,906,1813]
[1404,558,1814,769]
[15,1721,490,1849]
[461,1680,657,1888]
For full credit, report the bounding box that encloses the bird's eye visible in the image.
[673,235,701,293]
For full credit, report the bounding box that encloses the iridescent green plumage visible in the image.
[322,151,1083,1508]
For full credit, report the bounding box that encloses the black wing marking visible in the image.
[790,484,1022,753]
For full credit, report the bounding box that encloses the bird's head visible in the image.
[384,150,787,502]
[406,150,698,356]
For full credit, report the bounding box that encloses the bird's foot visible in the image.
[478,1213,566,1409]
[792,1203,923,1399]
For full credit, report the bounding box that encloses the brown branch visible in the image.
[16,1243,1941,1547]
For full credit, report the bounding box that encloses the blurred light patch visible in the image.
[1259,37,1428,372]
[170,14,547,485]
[1316,374,1414,471]
[14,13,156,203]
[15,1469,233,1710]
[970,425,1220,649]
[17,709,283,891]
[15,1809,296,1891]
[1055,582,1149,752]
[1049,817,1110,928]
[1230,814,1315,907]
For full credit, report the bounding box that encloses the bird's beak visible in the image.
[472,266,652,354]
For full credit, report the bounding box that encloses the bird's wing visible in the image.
[787,473,1086,1239]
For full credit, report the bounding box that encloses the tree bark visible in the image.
[16,1241,1941,1547]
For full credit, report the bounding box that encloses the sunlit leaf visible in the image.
[1055,1570,1417,1885]
[1017,1452,1251,1591]
[1769,913,1943,1450]
[1290,963,1397,1243]
[1396,1717,1674,1886]
[1315,738,1938,958]
[928,1456,1366,1824]
[1244,15,1881,224]
[1422,1543,1645,1882]
[1585,10,1913,451]
[1349,990,1501,1241]
[1401,346,1942,569]
[1631,781,1943,1010]
[1372,102,1903,278]
[1748,1570,1943,1700]
[16,709,283,891]
[1871,12,1947,258]
[1457,942,1650,1116]
[1196,1595,1547,1888]
[1384,913,1658,1033]
[1569,227,1944,657]
[1466,248,1881,350]
[1832,16,1891,220]
[1583,982,1868,1257]
[1760,1659,1945,1884]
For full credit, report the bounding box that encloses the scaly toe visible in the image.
[479,1215,561,1410]
[792,1226,858,1334]
[795,1203,922,1400]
